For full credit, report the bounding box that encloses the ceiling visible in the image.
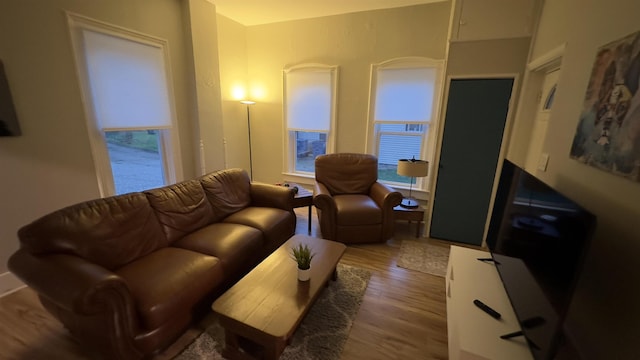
[211,0,446,26]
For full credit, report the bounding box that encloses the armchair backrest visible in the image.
[315,153,378,195]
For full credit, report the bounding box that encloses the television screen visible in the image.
[486,159,596,360]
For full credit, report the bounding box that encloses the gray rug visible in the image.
[174,263,371,360]
[397,240,450,277]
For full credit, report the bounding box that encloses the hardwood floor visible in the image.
[0,207,450,360]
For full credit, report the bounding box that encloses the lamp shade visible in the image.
[397,159,429,177]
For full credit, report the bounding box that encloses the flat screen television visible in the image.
[486,159,596,360]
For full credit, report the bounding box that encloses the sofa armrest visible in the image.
[8,250,133,315]
[250,182,295,211]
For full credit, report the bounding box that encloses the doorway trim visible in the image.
[425,73,520,246]
[506,44,566,171]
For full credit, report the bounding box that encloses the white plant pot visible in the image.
[298,267,310,281]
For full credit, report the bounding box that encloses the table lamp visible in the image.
[397,157,429,208]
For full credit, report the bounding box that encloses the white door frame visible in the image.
[507,44,566,172]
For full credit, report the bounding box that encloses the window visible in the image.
[105,130,166,194]
[283,64,337,175]
[368,58,443,188]
[68,14,182,196]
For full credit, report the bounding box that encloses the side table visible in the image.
[279,183,313,235]
[394,205,426,238]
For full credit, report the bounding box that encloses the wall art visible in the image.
[570,30,640,182]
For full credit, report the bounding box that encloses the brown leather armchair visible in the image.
[313,153,403,244]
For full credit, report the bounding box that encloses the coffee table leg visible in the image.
[264,339,286,360]
[222,329,243,359]
[332,267,338,281]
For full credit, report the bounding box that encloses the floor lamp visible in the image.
[397,157,429,208]
[241,100,256,181]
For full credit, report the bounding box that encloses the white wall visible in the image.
[219,3,451,184]
[184,0,227,175]
[216,15,250,173]
[518,0,640,357]
[0,0,220,281]
[529,0,569,61]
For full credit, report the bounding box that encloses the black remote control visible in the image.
[473,299,502,319]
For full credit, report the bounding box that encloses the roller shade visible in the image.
[285,69,331,131]
[374,67,436,122]
[83,30,172,130]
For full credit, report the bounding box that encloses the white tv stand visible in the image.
[446,246,533,360]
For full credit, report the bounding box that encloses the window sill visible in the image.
[282,172,315,187]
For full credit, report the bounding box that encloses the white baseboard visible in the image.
[0,271,25,298]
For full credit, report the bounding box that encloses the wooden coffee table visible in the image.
[212,234,347,359]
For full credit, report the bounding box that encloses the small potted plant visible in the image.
[291,243,315,281]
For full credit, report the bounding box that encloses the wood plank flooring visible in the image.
[0,207,451,360]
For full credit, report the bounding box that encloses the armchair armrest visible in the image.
[370,182,403,240]
[250,182,295,211]
[313,182,339,240]
[8,250,133,316]
[312,182,336,212]
[370,182,403,209]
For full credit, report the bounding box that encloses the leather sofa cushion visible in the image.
[145,179,215,244]
[173,223,262,277]
[315,153,378,195]
[115,247,223,330]
[334,194,382,225]
[200,169,251,221]
[17,193,166,270]
[223,207,296,251]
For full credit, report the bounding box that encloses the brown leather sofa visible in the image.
[8,168,296,360]
[313,153,403,244]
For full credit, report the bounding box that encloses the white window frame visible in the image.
[366,57,444,192]
[282,63,338,177]
[67,12,182,196]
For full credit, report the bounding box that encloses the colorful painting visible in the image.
[570,30,640,182]
[0,60,21,136]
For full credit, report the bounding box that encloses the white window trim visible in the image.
[67,12,182,196]
[366,57,445,192]
[282,63,338,177]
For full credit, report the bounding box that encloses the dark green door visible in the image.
[430,78,513,245]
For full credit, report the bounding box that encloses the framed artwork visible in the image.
[570,30,640,182]
[0,59,21,136]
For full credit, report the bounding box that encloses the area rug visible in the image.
[397,240,450,277]
[174,263,371,360]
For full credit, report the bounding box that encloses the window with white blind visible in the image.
[367,58,443,189]
[283,64,337,175]
[68,13,182,196]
